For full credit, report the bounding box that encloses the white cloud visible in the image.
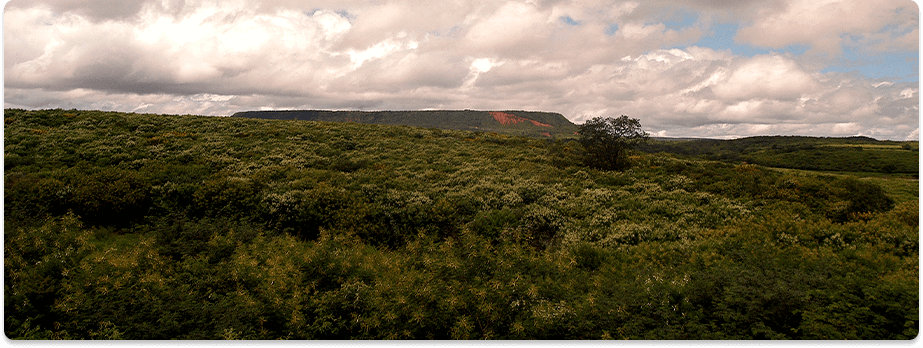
[906,128,920,141]
[617,22,666,40]
[713,55,819,101]
[470,58,496,73]
[735,0,918,55]
[347,37,406,68]
[3,0,918,140]
[465,2,546,53]
[312,9,352,41]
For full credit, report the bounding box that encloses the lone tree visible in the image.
[577,115,649,170]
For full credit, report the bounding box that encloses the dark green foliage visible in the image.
[4,109,917,340]
[571,243,607,270]
[577,116,649,170]
[649,158,896,222]
[837,177,895,219]
[5,214,94,339]
[4,173,69,222]
[5,166,151,227]
[191,175,261,220]
[468,208,520,241]
[545,139,584,168]
[68,167,151,227]
[329,157,369,172]
[145,216,260,262]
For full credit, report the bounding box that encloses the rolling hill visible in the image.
[231,109,579,138]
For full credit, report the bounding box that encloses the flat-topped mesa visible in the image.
[231,109,578,138]
[489,111,553,127]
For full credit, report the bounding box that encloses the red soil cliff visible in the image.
[490,111,553,127]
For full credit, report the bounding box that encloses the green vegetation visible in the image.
[641,136,919,177]
[577,115,649,170]
[5,109,918,340]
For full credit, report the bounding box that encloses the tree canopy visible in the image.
[577,115,649,170]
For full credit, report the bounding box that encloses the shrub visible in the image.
[520,204,566,249]
[5,214,94,339]
[577,116,649,171]
[4,174,69,223]
[838,177,895,221]
[468,208,520,241]
[68,168,151,227]
[571,243,607,270]
[145,217,259,262]
[191,176,259,220]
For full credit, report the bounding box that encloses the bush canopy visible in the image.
[577,115,649,170]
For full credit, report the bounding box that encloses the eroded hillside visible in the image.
[232,109,578,138]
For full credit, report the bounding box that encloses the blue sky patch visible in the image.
[692,23,809,57]
[560,16,581,26]
[822,49,919,82]
[663,9,699,31]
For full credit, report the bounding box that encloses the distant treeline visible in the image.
[231,110,579,138]
[641,136,919,175]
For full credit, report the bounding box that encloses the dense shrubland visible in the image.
[5,109,918,339]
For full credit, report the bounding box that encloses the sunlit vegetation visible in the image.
[5,109,918,340]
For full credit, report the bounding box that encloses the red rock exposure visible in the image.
[490,111,552,127]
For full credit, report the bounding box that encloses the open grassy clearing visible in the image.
[769,167,918,204]
[818,143,915,149]
[817,144,903,150]
[642,136,919,176]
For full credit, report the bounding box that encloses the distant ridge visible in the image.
[231,109,579,138]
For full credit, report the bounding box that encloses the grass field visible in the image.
[770,167,919,203]
[818,142,917,150]
[642,136,919,176]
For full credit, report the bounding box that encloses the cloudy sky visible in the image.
[4,0,920,140]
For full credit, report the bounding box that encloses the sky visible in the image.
[3,0,920,140]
